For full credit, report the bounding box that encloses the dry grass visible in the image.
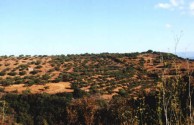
[1,82,73,94]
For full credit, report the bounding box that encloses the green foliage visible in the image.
[0,71,6,76]
[118,89,127,97]
[0,78,14,86]
[89,85,99,94]
[19,71,26,76]
[35,60,41,65]
[42,74,50,81]
[0,52,193,124]
[3,94,71,125]
[7,71,17,76]
[19,54,24,58]
[26,80,35,86]
[35,65,42,69]
[73,87,86,99]
[30,70,39,75]
[147,49,153,53]
[18,64,28,71]
[0,87,4,92]
[13,76,24,84]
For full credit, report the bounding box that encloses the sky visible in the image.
[0,0,194,55]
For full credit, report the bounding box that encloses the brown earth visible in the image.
[1,82,73,94]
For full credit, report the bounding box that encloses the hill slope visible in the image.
[0,51,193,99]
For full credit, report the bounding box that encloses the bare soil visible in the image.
[1,82,73,94]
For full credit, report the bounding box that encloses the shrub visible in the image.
[30,70,39,75]
[35,65,42,69]
[19,54,24,58]
[73,87,86,99]
[19,71,26,76]
[35,60,41,65]
[52,77,62,83]
[0,78,14,86]
[0,71,6,76]
[147,50,153,53]
[7,72,17,76]
[26,80,35,86]
[18,64,28,71]
[0,87,4,92]
[42,74,50,81]
[118,89,127,96]
[13,76,24,84]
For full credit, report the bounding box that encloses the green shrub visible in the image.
[7,72,17,76]
[35,65,42,69]
[0,87,4,92]
[19,71,26,76]
[42,74,50,81]
[118,89,127,97]
[26,80,35,85]
[18,64,28,71]
[0,78,14,86]
[30,70,39,75]
[35,60,41,65]
[0,71,6,76]
[147,50,153,53]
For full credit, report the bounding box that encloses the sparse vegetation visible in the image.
[0,51,193,124]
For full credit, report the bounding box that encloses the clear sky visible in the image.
[0,0,193,55]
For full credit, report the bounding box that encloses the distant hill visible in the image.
[177,52,194,59]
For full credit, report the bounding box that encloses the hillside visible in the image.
[0,51,194,125]
[0,50,193,98]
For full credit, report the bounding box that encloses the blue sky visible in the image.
[0,0,193,55]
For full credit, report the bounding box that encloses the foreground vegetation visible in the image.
[0,50,193,124]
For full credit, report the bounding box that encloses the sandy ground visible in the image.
[1,82,73,94]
